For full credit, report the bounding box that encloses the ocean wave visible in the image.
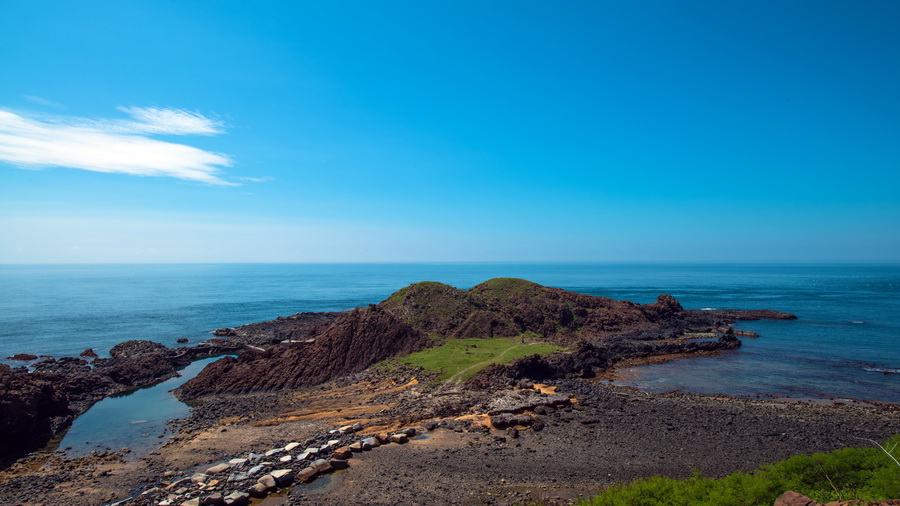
[849,321,865,324]
[864,367,900,374]
[699,307,717,311]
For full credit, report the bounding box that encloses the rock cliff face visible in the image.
[177,278,762,399]
[0,364,114,462]
[177,307,428,398]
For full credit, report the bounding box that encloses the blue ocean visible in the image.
[1,263,898,404]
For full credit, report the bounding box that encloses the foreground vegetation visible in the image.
[580,435,900,505]
[394,334,565,382]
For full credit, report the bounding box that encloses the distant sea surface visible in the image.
[1,263,898,404]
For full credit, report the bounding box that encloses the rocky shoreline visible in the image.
[0,369,896,505]
[7,278,890,506]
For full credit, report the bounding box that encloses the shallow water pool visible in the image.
[57,355,232,458]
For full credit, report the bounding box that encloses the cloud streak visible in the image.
[0,107,234,185]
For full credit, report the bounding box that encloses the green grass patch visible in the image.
[580,435,900,505]
[398,334,565,382]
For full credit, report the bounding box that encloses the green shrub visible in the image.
[581,435,900,506]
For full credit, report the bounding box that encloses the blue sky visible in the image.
[1,1,898,263]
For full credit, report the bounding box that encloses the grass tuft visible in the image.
[396,334,564,382]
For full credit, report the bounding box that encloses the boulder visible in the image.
[311,459,332,473]
[774,491,824,506]
[183,499,200,506]
[348,442,364,452]
[228,458,247,466]
[296,467,317,483]
[263,448,282,457]
[284,442,301,451]
[224,491,250,506]
[389,434,408,444]
[206,463,231,474]
[329,459,349,470]
[400,428,417,437]
[6,353,38,361]
[246,465,265,477]
[361,437,380,448]
[227,471,250,482]
[200,493,225,506]
[109,340,168,359]
[332,447,352,459]
[278,455,292,463]
[191,473,209,483]
[374,433,390,444]
[271,469,295,487]
[256,475,276,490]
[79,348,98,359]
[248,483,268,499]
[490,413,534,428]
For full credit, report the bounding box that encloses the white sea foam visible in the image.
[864,367,899,374]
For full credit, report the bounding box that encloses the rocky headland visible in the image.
[3,278,895,506]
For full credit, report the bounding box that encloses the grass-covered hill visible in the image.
[177,278,740,399]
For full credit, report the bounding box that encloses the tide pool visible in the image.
[57,356,231,457]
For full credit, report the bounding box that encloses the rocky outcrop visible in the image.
[180,278,787,399]
[177,307,428,399]
[6,353,38,361]
[93,352,177,387]
[0,363,115,462]
[110,339,168,359]
[380,278,686,341]
[211,312,341,346]
[0,339,244,464]
[690,308,797,321]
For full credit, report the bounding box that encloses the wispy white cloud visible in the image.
[111,106,224,135]
[0,107,234,185]
[238,176,273,183]
[24,95,66,108]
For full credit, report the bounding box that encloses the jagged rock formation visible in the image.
[177,278,778,399]
[0,339,245,464]
[211,312,341,346]
[177,307,428,398]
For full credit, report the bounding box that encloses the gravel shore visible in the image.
[1,374,896,506]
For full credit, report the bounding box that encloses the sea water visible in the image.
[1,263,898,403]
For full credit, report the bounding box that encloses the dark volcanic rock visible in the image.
[176,307,428,399]
[93,352,177,387]
[0,364,115,462]
[179,278,791,399]
[31,357,92,375]
[0,366,71,458]
[211,311,341,346]
[79,348,98,359]
[6,353,38,361]
[110,340,168,359]
[706,309,797,320]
